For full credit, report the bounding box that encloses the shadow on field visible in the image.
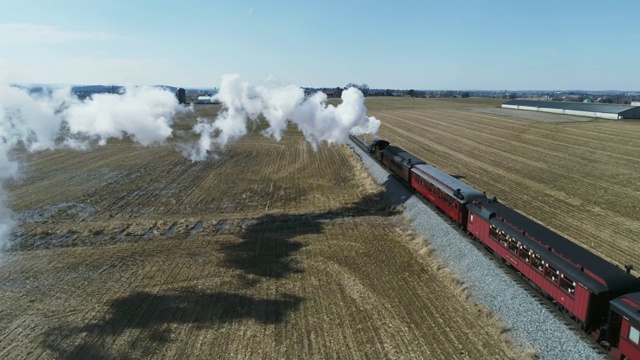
[43,287,303,359]
[222,214,317,280]
[222,176,412,282]
[41,175,414,359]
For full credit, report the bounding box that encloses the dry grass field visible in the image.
[366,97,640,276]
[0,104,521,359]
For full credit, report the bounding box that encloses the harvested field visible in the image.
[0,105,520,359]
[366,97,640,276]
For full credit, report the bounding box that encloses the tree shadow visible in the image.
[222,176,413,281]
[223,214,317,280]
[40,170,416,359]
[90,289,302,330]
[42,287,303,359]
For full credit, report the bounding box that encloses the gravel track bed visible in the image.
[349,140,604,360]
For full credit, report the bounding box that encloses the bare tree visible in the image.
[345,83,370,96]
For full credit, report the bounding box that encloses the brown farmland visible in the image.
[366,97,640,276]
[0,105,521,359]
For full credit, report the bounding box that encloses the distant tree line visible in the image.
[320,84,476,99]
[325,86,639,103]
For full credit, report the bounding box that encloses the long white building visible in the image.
[502,100,640,119]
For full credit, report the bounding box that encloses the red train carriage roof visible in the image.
[469,198,640,295]
[610,293,640,327]
[412,164,486,204]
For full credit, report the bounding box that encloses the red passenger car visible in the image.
[467,198,640,332]
[608,293,640,360]
[410,164,486,226]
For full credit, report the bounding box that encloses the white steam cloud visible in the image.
[65,87,179,146]
[0,84,185,253]
[182,74,380,161]
[1,73,382,256]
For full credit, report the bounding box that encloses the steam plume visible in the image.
[65,87,179,146]
[182,74,380,161]
[0,84,185,253]
[1,74,382,254]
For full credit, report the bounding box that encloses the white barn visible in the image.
[196,95,216,104]
[502,100,640,120]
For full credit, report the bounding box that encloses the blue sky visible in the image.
[1,0,638,90]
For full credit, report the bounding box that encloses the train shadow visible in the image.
[221,176,412,282]
[42,287,303,359]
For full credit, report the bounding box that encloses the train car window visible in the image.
[544,264,558,284]
[559,274,575,296]
[630,326,640,345]
[508,238,518,253]
[498,232,508,247]
[532,254,543,272]
[519,245,531,263]
[629,326,640,345]
[489,225,498,240]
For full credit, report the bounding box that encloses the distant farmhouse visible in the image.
[196,95,217,104]
[502,100,640,120]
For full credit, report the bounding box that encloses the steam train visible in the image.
[349,135,640,360]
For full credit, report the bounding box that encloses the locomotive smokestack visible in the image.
[625,264,634,274]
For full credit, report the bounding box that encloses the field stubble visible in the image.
[1,107,521,359]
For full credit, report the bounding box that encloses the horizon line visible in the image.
[10,83,640,93]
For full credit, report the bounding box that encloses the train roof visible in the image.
[382,145,404,155]
[412,164,486,204]
[610,293,640,327]
[469,198,640,295]
[382,146,427,165]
